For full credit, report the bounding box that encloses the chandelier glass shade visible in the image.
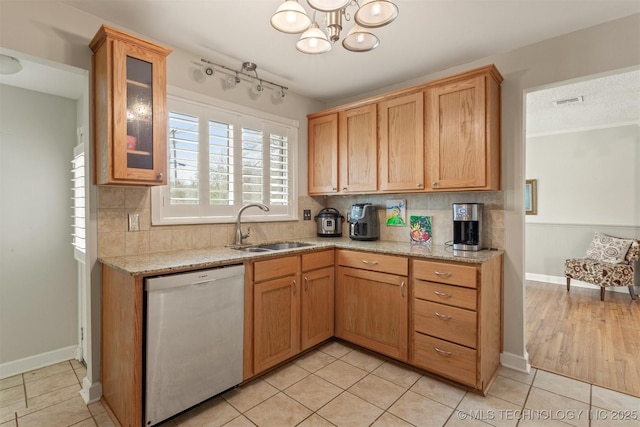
[270,0,398,54]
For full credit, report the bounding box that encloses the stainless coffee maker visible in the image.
[348,203,379,241]
[452,203,483,251]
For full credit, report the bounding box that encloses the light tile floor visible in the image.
[1,341,639,427]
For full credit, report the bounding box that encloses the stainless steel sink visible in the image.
[254,242,314,250]
[231,242,314,252]
[234,247,273,253]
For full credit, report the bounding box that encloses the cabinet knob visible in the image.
[432,181,437,186]
[157,172,164,180]
[332,187,337,191]
[342,187,347,191]
[416,183,422,188]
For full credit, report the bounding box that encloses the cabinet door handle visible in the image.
[434,290,452,298]
[304,276,309,292]
[361,260,379,265]
[434,312,452,321]
[400,281,406,298]
[434,347,453,356]
[434,271,452,278]
[292,280,297,295]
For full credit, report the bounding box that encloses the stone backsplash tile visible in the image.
[98,191,324,257]
[97,189,504,257]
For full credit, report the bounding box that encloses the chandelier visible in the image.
[270,0,399,54]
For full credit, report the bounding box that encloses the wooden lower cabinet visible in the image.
[335,250,409,361]
[101,265,143,427]
[301,250,335,350]
[410,255,503,394]
[252,256,300,374]
[250,250,336,375]
[99,248,503,427]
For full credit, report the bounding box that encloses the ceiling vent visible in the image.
[552,96,584,106]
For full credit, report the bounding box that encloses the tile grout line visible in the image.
[514,368,538,427]
[443,390,470,426]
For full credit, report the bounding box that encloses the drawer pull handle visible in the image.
[434,271,452,278]
[361,260,379,265]
[434,290,452,298]
[434,347,453,356]
[400,281,406,298]
[434,312,452,321]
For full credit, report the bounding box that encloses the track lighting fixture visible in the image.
[200,59,288,101]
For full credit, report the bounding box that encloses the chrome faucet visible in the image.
[233,203,270,245]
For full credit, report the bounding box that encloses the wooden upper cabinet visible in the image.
[339,104,377,193]
[307,65,502,195]
[90,25,171,186]
[308,113,339,194]
[379,92,424,192]
[425,69,502,191]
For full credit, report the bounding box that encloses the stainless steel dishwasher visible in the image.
[144,264,244,426]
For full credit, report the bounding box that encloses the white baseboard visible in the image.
[525,273,635,294]
[501,351,532,373]
[80,376,102,404]
[0,345,79,379]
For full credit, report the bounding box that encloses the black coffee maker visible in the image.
[452,203,483,251]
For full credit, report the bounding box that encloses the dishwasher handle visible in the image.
[145,264,245,292]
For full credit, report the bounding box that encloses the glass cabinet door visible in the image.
[125,56,154,170]
[113,40,166,183]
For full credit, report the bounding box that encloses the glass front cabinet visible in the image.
[90,25,171,185]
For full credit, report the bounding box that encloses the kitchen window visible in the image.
[151,94,298,225]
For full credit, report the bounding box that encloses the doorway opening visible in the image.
[524,67,640,397]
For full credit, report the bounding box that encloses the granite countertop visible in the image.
[99,237,503,276]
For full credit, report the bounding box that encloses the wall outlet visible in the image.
[303,209,311,220]
[128,213,140,232]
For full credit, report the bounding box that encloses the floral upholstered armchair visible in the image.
[565,233,639,301]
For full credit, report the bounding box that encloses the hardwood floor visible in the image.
[526,280,640,397]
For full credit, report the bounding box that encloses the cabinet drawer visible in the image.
[338,250,408,276]
[414,300,477,348]
[414,280,476,311]
[412,333,476,387]
[412,260,476,288]
[302,250,334,272]
[254,256,298,282]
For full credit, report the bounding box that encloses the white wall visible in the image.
[0,84,78,366]
[525,124,640,288]
[526,125,640,225]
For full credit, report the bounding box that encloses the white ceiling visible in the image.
[1,1,639,134]
[58,0,640,102]
[526,69,640,135]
